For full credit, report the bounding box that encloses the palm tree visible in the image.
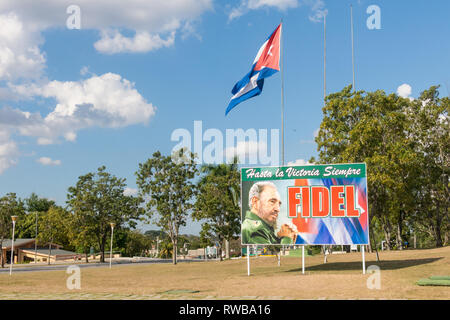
[194,157,240,260]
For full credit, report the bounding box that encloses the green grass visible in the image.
[429,276,450,280]
[286,248,314,257]
[416,276,450,287]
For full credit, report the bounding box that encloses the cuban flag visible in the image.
[226,23,282,115]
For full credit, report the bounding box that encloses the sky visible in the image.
[0,0,449,235]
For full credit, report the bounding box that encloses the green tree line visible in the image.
[314,85,449,249]
[1,85,447,266]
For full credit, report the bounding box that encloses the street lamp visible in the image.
[34,212,38,264]
[109,223,115,269]
[156,236,160,257]
[9,216,18,276]
[183,243,189,259]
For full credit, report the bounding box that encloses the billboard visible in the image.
[241,163,369,245]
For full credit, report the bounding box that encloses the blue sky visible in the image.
[0,0,449,235]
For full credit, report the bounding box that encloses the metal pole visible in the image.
[247,245,250,276]
[109,223,115,269]
[34,212,38,263]
[350,4,356,91]
[323,13,326,104]
[280,19,285,166]
[361,245,366,274]
[302,245,305,274]
[323,14,328,159]
[414,234,417,249]
[9,216,17,276]
[157,236,159,257]
[225,239,229,259]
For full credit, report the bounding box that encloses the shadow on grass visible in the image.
[285,257,443,272]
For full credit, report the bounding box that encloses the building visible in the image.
[1,238,80,264]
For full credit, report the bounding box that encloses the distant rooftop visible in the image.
[1,239,35,249]
[1,239,62,249]
[21,249,77,256]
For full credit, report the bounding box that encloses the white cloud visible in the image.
[94,30,175,54]
[0,5,169,174]
[313,127,320,138]
[7,72,156,145]
[0,0,212,31]
[397,83,412,99]
[80,66,90,76]
[228,0,327,22]
[299,128,320,144]
[180,20,202,41]
[287,158,312,166]
[229,0,298,21]
[38,73,156,127]
[64,132,77,142]
[0,0,212,54]
[37,137,54,145]
[37,157,61,166]
[228,7,246,21]
[303,0,328,23]
[123,187,138,196]
[0,131,19,174]
[224,140,267,163]
[0,12,46,81]
[248,0,299,10]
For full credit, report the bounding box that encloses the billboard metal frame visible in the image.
[240,163,369,275]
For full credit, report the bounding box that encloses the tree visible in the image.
[198,223,214,248]
[158,240,173,259]
[193,160,240,260]
[67,210,97,263]
[144,229,167,240]
[315,85,449,250]
[179,234,202,250]
[407,86,449,247]
[38,206,71,264]
[0,193,25,267]
[136,149,198,265]
[25,193,55,212]
[16,193,56,239]
[67,166,144,263]
[119,229,152,257]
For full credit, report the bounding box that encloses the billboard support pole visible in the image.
[361,245,366,274]
[280,19,285,166]
[302,245,305,274]
[247,245,250,276]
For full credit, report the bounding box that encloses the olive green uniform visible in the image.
[241,211,293,245]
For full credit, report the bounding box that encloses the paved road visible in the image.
[0,258,207,274]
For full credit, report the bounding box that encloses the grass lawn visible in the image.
[0,246,448,300]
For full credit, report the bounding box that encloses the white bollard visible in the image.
[247,245,250,276]
[302,245,305,274]
[361,245,366,274]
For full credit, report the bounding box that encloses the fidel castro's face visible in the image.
[252,186,281,226]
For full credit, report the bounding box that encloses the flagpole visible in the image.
[350,4,356,91]
[324,13,327,105]
[280,19,285,166]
